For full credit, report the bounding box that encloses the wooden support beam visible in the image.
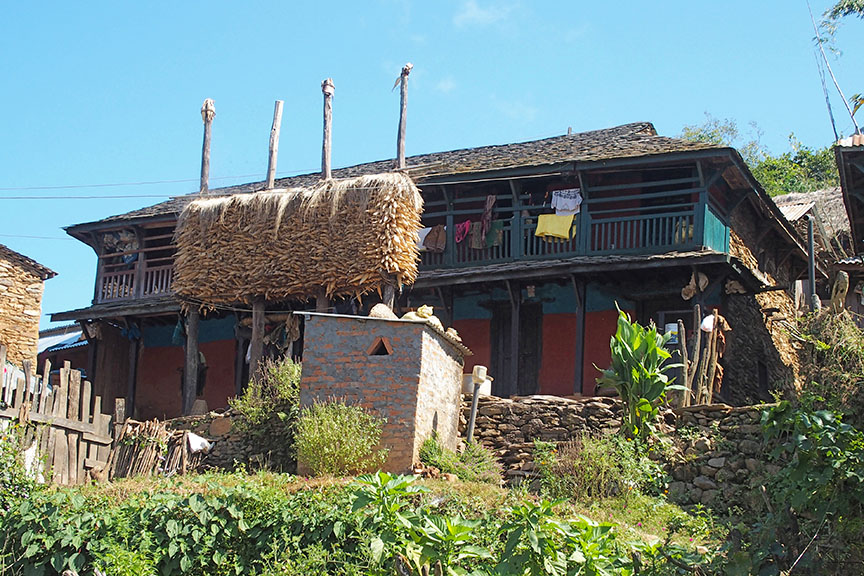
[182,311,199,416]
[126,328,139,419]
[383,282,396,311]
[249,300,266,383]
[396,63,412,169]
[321,79,335,180]
[266,100,284,189]
[570,275,585,395]
[200,99,216,194]
[316,288,329,313]
[505,280,520,398]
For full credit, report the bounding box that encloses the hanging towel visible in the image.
[469,222,485,250]
[485,220,505,248]
[417,227,432,252]
[455,220,471,243]
[423,225,446,252]
[535,214,574,240]
[481,195,496,238]
[551,188,583,215]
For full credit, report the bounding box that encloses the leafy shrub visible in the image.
[0,422,37,514]
[534,434,666,500]
[418,434,501,484]
[595,307,682,439]
[296,399,388,476]
[0,471,710,576]
[229,356,301,426]
[797,310,864,428]
[727,402,864,573]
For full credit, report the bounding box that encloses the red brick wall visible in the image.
[537,313,578,396]
[300,314,464,473]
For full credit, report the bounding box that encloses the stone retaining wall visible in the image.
[168,406,295,472]
[460,395,777,513]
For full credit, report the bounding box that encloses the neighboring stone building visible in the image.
[0,244,56,367]
[299,312,468,473]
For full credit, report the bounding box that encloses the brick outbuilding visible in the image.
[0,245,55,368]
[299,312,469,473]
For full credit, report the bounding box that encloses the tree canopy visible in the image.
[680,115,838,197]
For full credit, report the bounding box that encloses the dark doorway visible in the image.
[491,301,542,397]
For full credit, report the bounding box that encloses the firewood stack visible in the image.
[172,172,423,307]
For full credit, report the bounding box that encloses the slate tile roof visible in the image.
[0,244,56,280]
[68,121,723,231]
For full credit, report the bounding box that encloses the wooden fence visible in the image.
[0,344,113,485]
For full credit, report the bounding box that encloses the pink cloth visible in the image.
[455,220,471,243]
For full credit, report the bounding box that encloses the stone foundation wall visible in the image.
[0,256,45,367]
[168,407,295,472]
[460,395,777,513]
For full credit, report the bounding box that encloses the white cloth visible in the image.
[187,432,212,454]
[701,314,715,333]
[551,188,583,215]
[417,227,431,252]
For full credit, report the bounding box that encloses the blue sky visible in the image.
[1,1,862,328]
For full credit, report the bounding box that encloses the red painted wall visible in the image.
[581,309,633,396]
[451,319,490,375]
[134,339,236,420]
[537,313,578,396]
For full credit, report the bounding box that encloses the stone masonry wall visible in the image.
[0,256,44,367]
[461,395,777,514]
[168,407,295,472]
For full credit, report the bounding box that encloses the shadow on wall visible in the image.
[723,293,797,405]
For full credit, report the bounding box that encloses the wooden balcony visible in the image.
[420,204,725,270]
[97,263,174,303]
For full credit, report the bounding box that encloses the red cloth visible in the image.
[455,220,471,243]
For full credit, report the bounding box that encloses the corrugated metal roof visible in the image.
[777,202,815,222]
[37,331,83,354]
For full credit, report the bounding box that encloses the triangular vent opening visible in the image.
[367,336,393,356]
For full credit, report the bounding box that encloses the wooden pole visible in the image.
[266,100,284,189]
[200,99,216,194]
[321,78,335,180]
[676,320,689,408]
[316,287,329,313]
[382,284,396,311]
[506,280,520,398]
[249,300,266,383]
[396,63,413,169]
[183,309,199,415]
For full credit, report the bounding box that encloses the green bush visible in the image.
[418,434,501,484]
[0,422,37,514]
[534,434,666,500]
[230,356,301,427]
[296,399,388,476]
[797,310,864,428]
[0,471,711,576]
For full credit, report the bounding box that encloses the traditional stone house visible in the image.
[0,244,56,367]
[54,122,816,416]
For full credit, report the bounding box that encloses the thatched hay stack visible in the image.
[173,173,422,305]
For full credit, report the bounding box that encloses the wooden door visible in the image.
[491,302,542,396]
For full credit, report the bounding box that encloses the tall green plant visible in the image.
[595,308,682,440]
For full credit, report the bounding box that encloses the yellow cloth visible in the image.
[535,214,574,240]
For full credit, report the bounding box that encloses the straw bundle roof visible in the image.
[172,173,423,305]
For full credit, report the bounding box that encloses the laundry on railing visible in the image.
[535,214,575,240]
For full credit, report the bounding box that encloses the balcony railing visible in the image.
[420,205,716,270]
[97,264,174,303]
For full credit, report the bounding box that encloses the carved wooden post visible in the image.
[321,79,335,180]
[266,100,284,189]
[396,63,412,169]
[183,309,199,415]
[249,300,266,383]
[200,99,216,194]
